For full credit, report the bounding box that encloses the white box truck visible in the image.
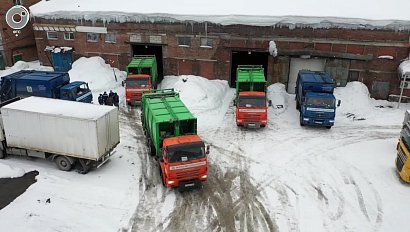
[0,97,120,173]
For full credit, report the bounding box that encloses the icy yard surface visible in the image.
[0,59,410,231]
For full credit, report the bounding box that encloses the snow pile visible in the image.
[267,83,287,113]
[45,46,73,53]
[334,81,372,113]
[160,75,234,129]
[29,0,410,30]
[269,41,278,57]
[0,61,54,78]
[398,59,410,75]
[0,163,25,178]
[68,57,126,103]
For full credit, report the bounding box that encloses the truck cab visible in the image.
[60,81,92,103]
[235,65,269,128]
[296,70,340,129]
[126,55,158,105]
[160,135,208,188]
[396,110,410,182]
[236,91,268,128]
[125,74,152,105]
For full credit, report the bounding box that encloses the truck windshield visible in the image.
[126,78,150,87]
[306,97,335,107]
[167,142,205,163]
[238,95,265,107]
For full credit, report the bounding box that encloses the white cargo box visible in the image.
[0,97,120,160]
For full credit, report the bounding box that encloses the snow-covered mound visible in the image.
[334,81,373,114]
[160,75,229,113]
[68,57,126,105]
[267,83,288,113]
[0,61,54,78]
[0,163,25,178]
[69,57,126,92]
[160,75,233,129]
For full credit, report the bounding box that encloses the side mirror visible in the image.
[337,100,341,107]
[268,100,272,107]
[205,145,210,155]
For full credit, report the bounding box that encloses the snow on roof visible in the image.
[398,60,410,75]
[30,0,410,29]
[3,97,115,120]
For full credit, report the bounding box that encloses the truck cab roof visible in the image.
[298,70,335,85]
[2,70,70,82]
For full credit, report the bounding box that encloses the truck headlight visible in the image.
[167,180,175,185]
[200,175,208,179]
[303,118,309,121]
[237,119,243,122]
[329,120,334,123]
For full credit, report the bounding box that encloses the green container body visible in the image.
[236,65,267,98]
[141,89,197,157]
[126,55,158,88]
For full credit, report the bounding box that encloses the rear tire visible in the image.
[159,167,166,186]
[55,156,72,171]
[148,139,156,156]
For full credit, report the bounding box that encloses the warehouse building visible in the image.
[29,1,410,100]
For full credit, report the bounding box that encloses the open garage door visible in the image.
[230,51,268,88]
[132,44,164,83]
[287,58,326,93]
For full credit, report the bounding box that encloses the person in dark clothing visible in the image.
[113,92,119,107]
[102,91,108,105]
[106,95,114,106]
[109,90,114,98]
[98,94,103,105]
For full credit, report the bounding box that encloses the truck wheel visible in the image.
[296,101,300,110]
[0,150,5,159]
[159,167,166,186]
[148,140,156,156]
[326,126,332,129]
[299,113,305,127]
[55,156,72,171]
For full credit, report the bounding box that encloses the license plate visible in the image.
[185,183,195,187]
[248,123,255,126]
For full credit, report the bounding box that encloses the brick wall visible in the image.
[31,18,410,98]
[0,0,40,67]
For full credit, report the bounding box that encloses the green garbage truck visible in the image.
[141,89,209,189]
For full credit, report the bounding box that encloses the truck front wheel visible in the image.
[159,167,166,186]
[299,113,305,127]
[55,156,72,171]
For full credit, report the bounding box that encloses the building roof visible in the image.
[30,0,410,30]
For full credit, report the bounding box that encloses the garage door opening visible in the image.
[132,44,164,83]
[230,51,268,88]
[287,57,326,93]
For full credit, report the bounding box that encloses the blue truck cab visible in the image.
[0,70,92,103]
[295,70,340,129]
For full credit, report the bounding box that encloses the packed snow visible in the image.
[1,57,410,232]
[30,0,410,30]
[269,41,278,58]
[0,163,25,178]
[0,60,53,78]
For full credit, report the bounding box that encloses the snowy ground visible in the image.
[0,60,410,232]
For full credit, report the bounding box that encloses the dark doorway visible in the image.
[132,44,164,83]
[230,51,268,87]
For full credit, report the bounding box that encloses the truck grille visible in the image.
[176,169,200,179]
[397,148,407,172]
